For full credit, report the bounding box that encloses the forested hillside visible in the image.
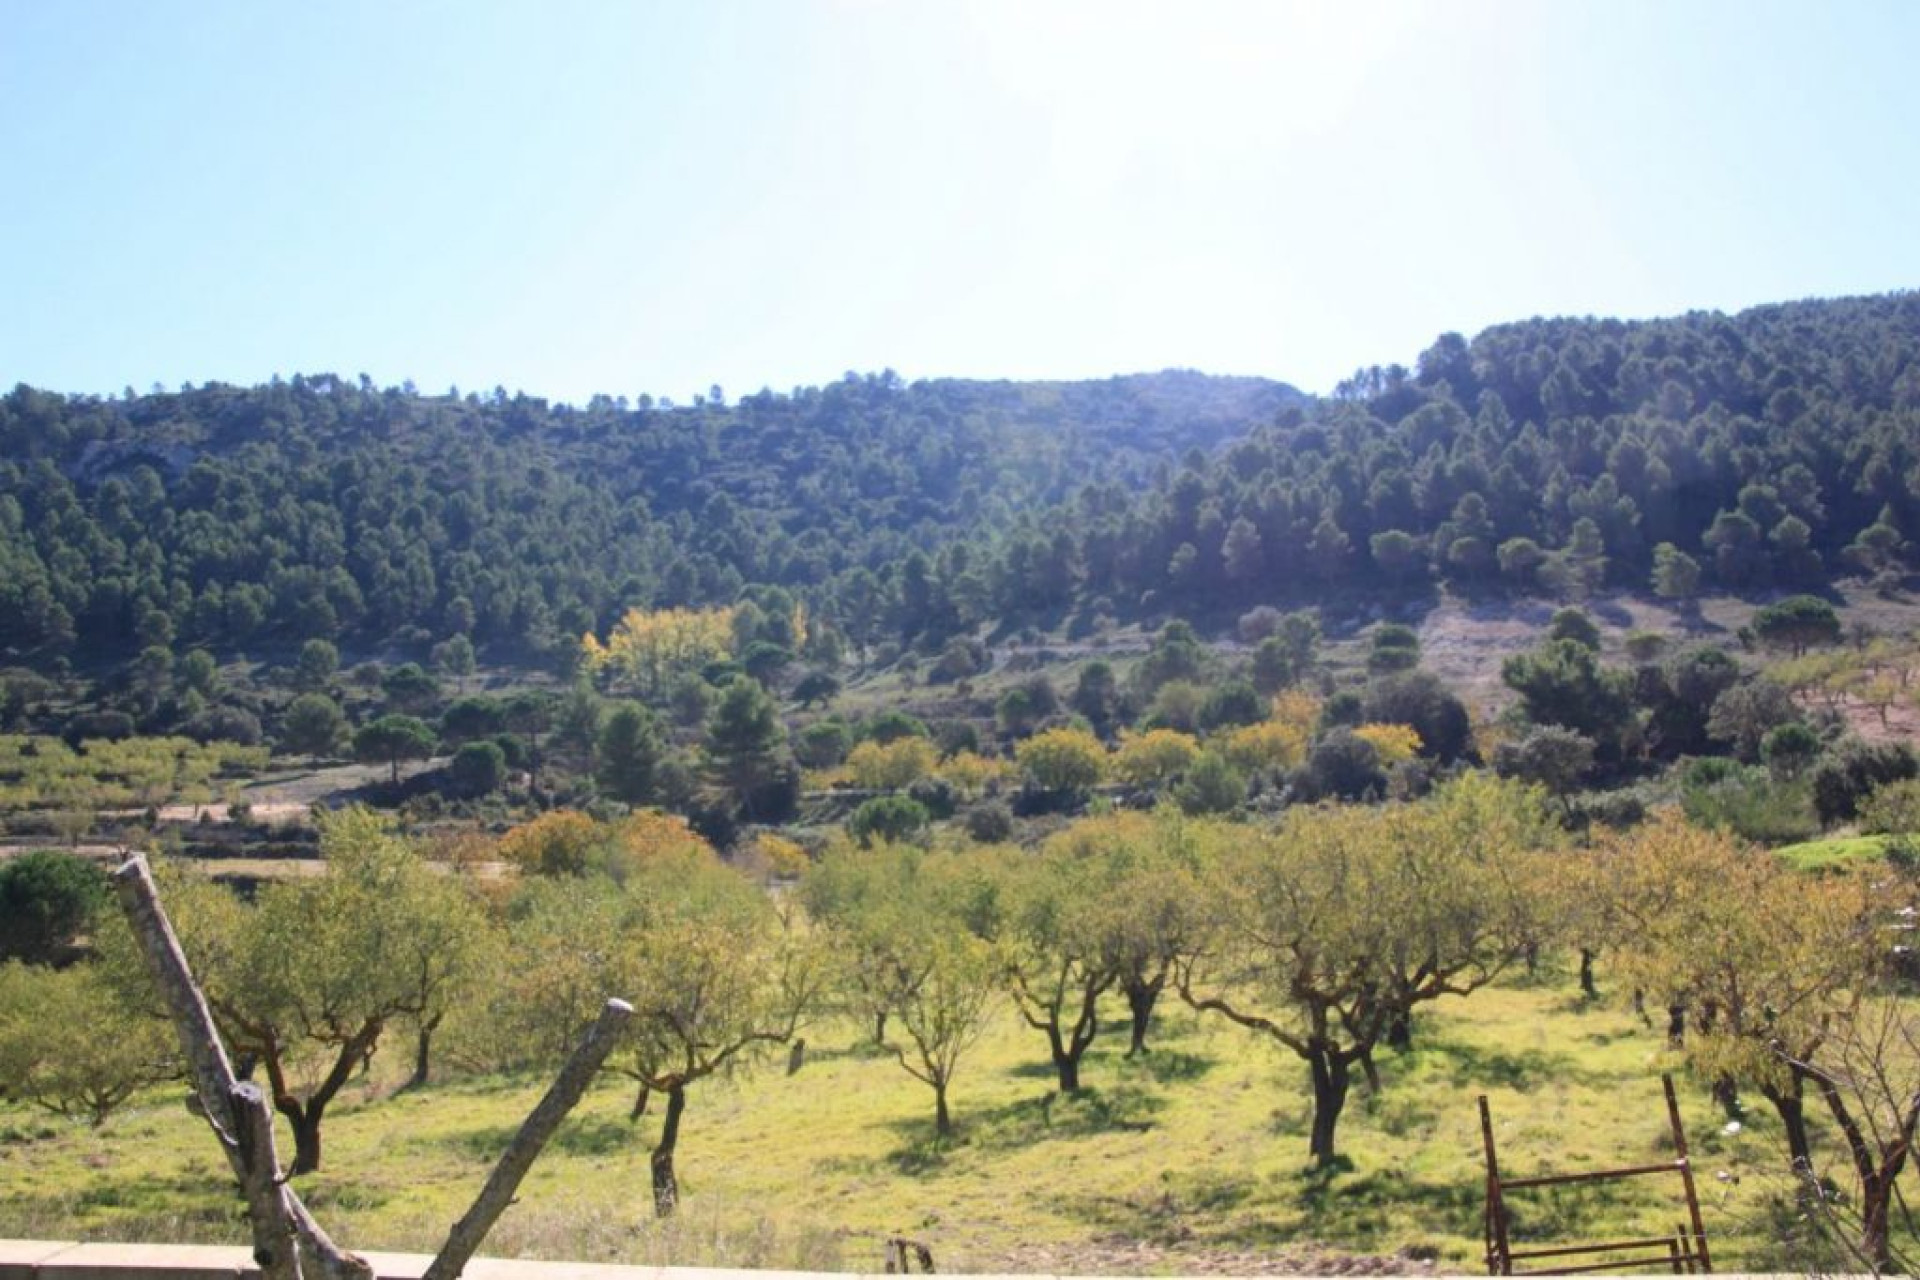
[5,292,1920,678]
[0,371,1296,666]
[897,292,1920,631]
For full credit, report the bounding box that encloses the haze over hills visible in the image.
[1,290,1917,674]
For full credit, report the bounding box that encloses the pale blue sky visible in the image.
[2,1,1915,404]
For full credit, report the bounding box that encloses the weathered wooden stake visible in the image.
[883,1237,935,1273]
[232,1082,302,1280]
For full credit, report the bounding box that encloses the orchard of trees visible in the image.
[6,290,1920,1268]
[3,787,1915,1265]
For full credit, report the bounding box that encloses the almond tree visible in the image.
[1602,814,1863,1166]
[1606,814,1916,1268]
[396,869,491,1089]
[613,844,819,1216]
[1034,809,1216,1059]
[882,929,999,1137]
[1790,994,1920,1272]
[0,953,177,1125]
[803,841,999,1136]
[1179,775,1548,1166]
[160,809,480,1174]
[986,839,1115,1093]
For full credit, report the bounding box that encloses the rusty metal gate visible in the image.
[1478,1074,1712,1275]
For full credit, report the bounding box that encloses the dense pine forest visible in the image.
[3,293,1917,685]
[0,370,1300,665]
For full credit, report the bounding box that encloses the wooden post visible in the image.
[232,1082,302,1280]
[422,999,633,1280]
[117,853,638,1280]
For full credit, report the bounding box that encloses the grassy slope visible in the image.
[0,974,1840,1273]
[1772,833,1896,870]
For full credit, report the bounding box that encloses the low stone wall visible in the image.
[0,1242,761,1280]
[0,1242,1833,1280]
[0,1243,1005,1280]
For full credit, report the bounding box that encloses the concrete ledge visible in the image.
[21,1245,244,1280]
[0,1241,76,1280]
[0,1244,1860,1280]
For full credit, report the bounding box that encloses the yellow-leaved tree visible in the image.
[1015,727,1107,798]
[1352,722,1422,766]
[847,736,939,791]
[581,605,736,696]
[1596,812,1912,1268]
[1110,728,1199,788]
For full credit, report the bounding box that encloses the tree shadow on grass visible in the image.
[68,1168,243,1214]
[1055,1171,1259,1246]
[6,1169,252,1244]
[429,1111,637,1162]
[881,1130,958,1176]
[1005,1044,1213,1087]
[1116,1048,1216,1085]
[873,1083,1167,1175]
[1413,1034,1612,1093]
[966,1083,1164,1147]
[1276,1164,1484,1252]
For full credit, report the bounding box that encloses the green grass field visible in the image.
[1771,833,1898,871]
[0,965,1862,1274]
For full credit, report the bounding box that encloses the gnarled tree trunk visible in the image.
[650,1083,686,1217]
[1123,973,1162,1057]
[407,1012,443,1090]
[1759,1075,1812,1173]
[1305,1043,1352,1167]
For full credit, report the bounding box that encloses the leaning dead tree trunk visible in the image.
[423,997,632,1280]
[112,855,370,1280]
[114,854,631,1280]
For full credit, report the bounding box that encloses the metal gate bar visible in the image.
[1479,1074,1713,1276]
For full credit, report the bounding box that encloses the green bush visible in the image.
[0,850,106,965]
[448,740,508,797]
[1680,764,1819,845]
[847,795,929,847]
